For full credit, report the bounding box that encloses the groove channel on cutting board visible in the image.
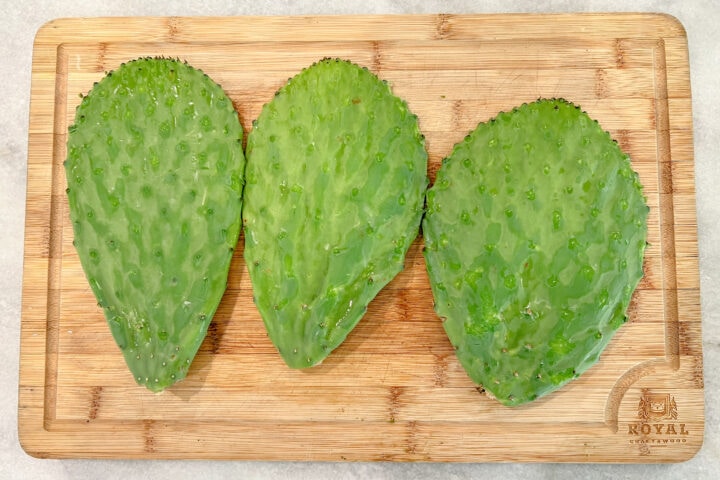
[604,38,680,433]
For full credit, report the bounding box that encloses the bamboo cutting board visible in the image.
[19,14,703,462]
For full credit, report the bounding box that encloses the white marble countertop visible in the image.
[1,0,717,478]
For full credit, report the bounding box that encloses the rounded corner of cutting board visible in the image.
[17,423,49,460]
[33,17,74,45]
[647,12,689,38]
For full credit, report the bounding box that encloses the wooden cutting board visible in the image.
[19,14,703,462]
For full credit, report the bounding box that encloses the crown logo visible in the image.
[638,390,677,421]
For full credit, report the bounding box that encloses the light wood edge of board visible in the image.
[30,12,690,44]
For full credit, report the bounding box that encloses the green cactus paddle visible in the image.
[65,57,245,392]
[244,58,428,368]
[423,98,648,406]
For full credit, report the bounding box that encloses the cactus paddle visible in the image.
[65,57,245,392]
[423,99,648,406]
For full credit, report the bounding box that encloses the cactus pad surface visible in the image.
[423,98,648,406]
[244,58,428,368]
[65,57,245,392]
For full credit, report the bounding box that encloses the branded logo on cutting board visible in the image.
[639,392,677,421]
[627,389,689,455]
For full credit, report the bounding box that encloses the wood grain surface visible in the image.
[19,14,703,462]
